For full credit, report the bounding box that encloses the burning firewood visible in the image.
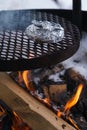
[9,66,87,130]
[64,68,86,92]
[38,64,64,80]
[0,105,11,130]
[0,72,76,130]
[0,99,32,130]
[12,111,31,130]
[57,84,84,130]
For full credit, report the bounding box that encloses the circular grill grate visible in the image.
[0,11,80,71]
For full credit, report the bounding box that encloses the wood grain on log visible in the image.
[0,72,76,130]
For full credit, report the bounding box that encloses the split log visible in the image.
[0,72,76,130]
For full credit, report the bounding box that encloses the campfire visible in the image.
[10,64,87,130]
[0,8,85,130]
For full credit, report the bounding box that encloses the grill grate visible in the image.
[0,10,80,71]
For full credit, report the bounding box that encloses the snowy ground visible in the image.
[62,32,87,80]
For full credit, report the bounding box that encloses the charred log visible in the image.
[37,64,64,81]
[64,68,86,92]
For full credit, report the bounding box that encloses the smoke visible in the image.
[0,10,32,31]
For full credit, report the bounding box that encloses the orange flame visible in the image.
[64,84,83,113]
[0,106,30,130]
[18,70,51,106]
[57,84,83,117]
[22,70,30,89]
[57,84,83,130]
[18,70,35,92]
[0,105,6,117]
[43,98,51,106]
[67,116,80,130]
[12,111,30,130]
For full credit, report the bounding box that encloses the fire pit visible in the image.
[9,64,87,130]
[0,72,77,130]
[0,65,87,130]
[0,9,81,130]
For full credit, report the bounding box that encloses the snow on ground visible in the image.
[48,32,87,82]
[62,32,87,79]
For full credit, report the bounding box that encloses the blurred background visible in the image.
[0,0,86,11]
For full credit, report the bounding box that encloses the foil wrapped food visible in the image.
[25,20,64,43]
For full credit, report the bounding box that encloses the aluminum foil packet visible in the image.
[25,20,64,43]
